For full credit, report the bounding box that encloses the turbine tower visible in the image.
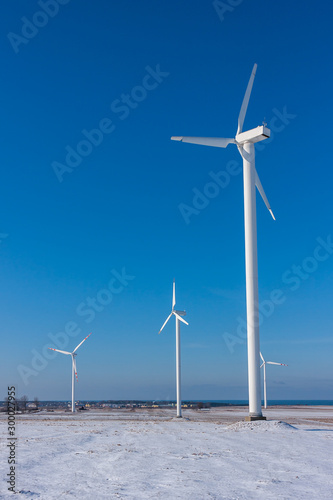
[171,64,275,420]
[158,280,188,418]
[260,352,287,409]
[48,333,92,413]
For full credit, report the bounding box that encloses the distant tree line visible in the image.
[3,396,39,413]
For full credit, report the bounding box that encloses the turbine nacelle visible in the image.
[236,125,270,145]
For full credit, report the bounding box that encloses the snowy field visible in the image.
[1,406,332,499]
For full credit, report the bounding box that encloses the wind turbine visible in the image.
[260,352,287,409]
[171,64,275,420]
[158,279,188,418]
[48,333,92,413]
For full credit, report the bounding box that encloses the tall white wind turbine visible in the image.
[48,333,92,413]
[158,280,188,418]
[260,352,287,409]
[172,64,275,420]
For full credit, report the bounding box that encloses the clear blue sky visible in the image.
[1,0,332,402]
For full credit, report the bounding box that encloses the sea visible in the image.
[46,399,333,406]
[196,400,333,406]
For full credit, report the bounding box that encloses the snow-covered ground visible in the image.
[1,407,332,499]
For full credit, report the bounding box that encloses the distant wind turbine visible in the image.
[48,333,92,413]
[171,64,275,420]
[260,351,287,409]
[158,280,188,418]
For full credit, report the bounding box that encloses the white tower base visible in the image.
[71,355,75,413]
[242,142,265,420]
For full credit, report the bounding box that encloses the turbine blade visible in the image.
[267,362,288,366]
[73,357,78,382]
[260,352,264,363]
[171,136,235,148]
[73,332,92,353]
[173,312,189,325]
[172,279,176,310]
[260,362,264,368]
[255,169,276,220]
[158,312,173,334]
[237,63,257,135]
[48,348,71,355]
